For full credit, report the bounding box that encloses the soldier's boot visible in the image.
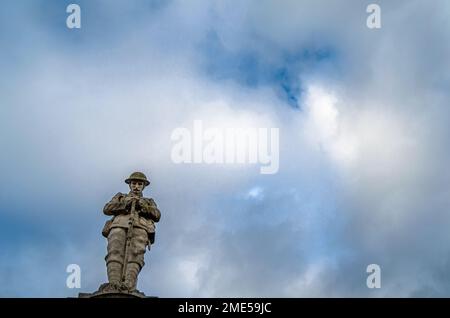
[124,262,141,291]
[106,261,123,290]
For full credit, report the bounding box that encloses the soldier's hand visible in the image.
[123,196,138,209]
[138,198,147,209]
[123,196,132,205]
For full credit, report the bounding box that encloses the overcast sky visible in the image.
[1,0,450,297]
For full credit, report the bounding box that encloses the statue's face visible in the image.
[130,180,145,194]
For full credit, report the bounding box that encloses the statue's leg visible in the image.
[124,228,148,291]
[105,227,126,289]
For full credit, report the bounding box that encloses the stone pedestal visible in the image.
[78,283,156,298]
[78,291,152,298]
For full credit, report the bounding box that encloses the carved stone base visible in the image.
[78,283,156,298]
[78,291,149,298]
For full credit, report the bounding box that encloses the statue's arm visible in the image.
[140,198,161,222]
[103,193,127,216]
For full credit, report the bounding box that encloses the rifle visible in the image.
[121,198,138,286]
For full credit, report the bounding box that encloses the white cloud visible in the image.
[2,0,450,297]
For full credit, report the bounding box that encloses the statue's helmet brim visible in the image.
[125,172,150,186]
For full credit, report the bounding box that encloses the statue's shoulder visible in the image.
[143,197,157,205]
[112,192,126,199]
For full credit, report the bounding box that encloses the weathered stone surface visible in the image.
[78,289,151,298]
[78,172,161,298]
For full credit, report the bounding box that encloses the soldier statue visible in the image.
[98,172,161,295]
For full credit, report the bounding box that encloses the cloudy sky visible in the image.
[1,0,450,297]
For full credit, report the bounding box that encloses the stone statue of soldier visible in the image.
[99,172,161,294]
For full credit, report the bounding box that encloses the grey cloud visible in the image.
[2,0,450,297]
